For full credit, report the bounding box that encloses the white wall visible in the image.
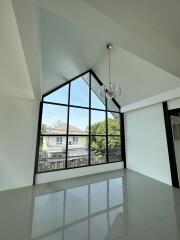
[0,95,39,191]
[36,162,124,184]
[0,0,41,191]
[168,97,180,110]
[125,103,172,185]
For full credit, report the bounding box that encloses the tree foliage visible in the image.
[41,124,47,134]
[91,118,120,157]
[40,124,47,150]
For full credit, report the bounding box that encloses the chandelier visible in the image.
[98,42,121,99]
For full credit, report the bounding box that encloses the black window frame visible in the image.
[34,70,126,182]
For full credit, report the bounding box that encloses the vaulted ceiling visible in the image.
[40,7,180,106]
[2,0,180,107]
[84,0,180,51]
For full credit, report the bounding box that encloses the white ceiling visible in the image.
[94,47,180,106]
[125,0,180,51]
[40,4,180,106]
[8,0,180,107]
[84,0,180,51]
[40,8,106,94]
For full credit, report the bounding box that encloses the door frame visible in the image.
[163,102,179,188]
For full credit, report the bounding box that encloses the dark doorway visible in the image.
[169,110,180,186]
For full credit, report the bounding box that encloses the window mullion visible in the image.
[34,101,43,184]
[65,83,71,169]
[120,112,126,167]
[88,72,91,166]
[105,97,109,163]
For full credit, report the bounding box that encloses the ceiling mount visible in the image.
[106,42,113,49]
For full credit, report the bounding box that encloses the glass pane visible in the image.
[91,75,106,109]
[91,110,106,135]
[70,75,89,107]
[44,84,69,105]
[42,104,68,134]
[91,91,106,110]
[171,114,180,140]
[107,98,120,112]
[90,136,106,165]
[170,114,180,181]
[67,136,89,168]
[69,107,89,133]
[38,136,66,172]
[108,136,121,162]
[108,112,120,135]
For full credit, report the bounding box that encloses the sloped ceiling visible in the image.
[40,8,106,94]
[10,0,180,106]
[84,0,180,51]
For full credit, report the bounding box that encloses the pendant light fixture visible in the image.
[98,42,121,99]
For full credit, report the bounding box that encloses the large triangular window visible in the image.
[36,70,122,173]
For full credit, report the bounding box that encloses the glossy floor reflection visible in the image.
[32,176,124,240]
[0,170,180,240]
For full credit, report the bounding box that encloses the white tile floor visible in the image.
[0,169,180,240]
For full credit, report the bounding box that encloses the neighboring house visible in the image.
[45,122,87,148]
[40,123,88,167]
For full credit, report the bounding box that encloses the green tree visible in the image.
[40,124,47,150]
[91,118,120,157]
[107,118,120,135]
[41,124,47,134]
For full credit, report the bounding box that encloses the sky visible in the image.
[42,77,119,131]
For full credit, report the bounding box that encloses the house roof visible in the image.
[46,123,87,135]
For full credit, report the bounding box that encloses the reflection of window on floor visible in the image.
[38,71,122,173]
[31,177,125,240]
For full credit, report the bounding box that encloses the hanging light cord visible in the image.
[108,46,111,85]
[98,42,121,98]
